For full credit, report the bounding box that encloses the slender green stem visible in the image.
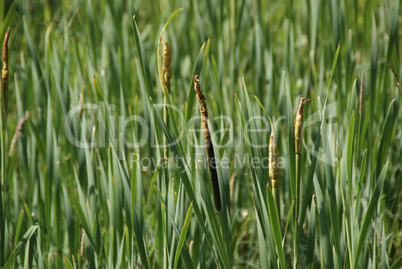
[163,95,170,165]
[0,96,4,266]
[163,95,169,269]
[0,67,5,266]
[273,187,280,222]
[294,154,301,267]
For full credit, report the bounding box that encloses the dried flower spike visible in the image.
[269,131,279,188]
[80,228,85,258]
[162,41,172,94]
[2,27,10,119]
[294,97,310,155]
[194,73,221,211]
[9,111,30,157]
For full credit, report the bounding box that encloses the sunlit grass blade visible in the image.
[298,125,321,242]
[266,186,286,269]
[0,1,16,41]
[376,99,398,177]
[2,225,39,269]
[63,255,74,269]
[173,202,193,269]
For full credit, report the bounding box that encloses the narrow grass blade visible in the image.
[2,225,39,269]
[63,255,74,269]
[173,202,193,269]
[254,197,268,269]
[389,256,402,269]
[376,99,398,177]
[353,161,389,268]
[327,42,341,94]
[313,174,333,268]
[71,190,98,254]
[306,197,316,268]
[282,198,294,246]
[266,187,286,269]
[14,209,24,250]
[0,0,16,42]
[297,126,321,249]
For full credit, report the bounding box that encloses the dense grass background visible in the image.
[0,0,401,268]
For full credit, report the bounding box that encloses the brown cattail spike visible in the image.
[194,73,221,211]
[9,111,30,157]
[269,131,279,188]
[162,41,172,94]
[294,97,310,155]
[80,228,85,258]
[2,27,10,119]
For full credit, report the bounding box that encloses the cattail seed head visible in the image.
[194,73,221,211]
[194,74,209,138]
[80,228,85,258]
[269,131,279,188]
[9,111,29,157]
[294,97,310,155]
[2,27,10,119]
[162,41,172,94]
[2,28,9,73]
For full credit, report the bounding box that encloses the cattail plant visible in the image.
[162,41,172,94]
[0,28,10,265]
[9,111,29,157]
[294,97,310,212]
[162,41,172,165]
[269,124,280,212]
[294,98,310,157]
[294,97,309,266]
[1,28,10,120]
[194,73,221,211]
[269,130,279,188]
[268,113,280,216]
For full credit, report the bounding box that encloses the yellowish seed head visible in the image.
[294,97,310,155]
[269,131,279,188]
[162,41,172,94]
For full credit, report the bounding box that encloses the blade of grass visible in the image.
[0,1,16,41]
[353,161,389,268]
[173,202,193,269]
[305,197,316,268]
[266,186,286,268]
[71,190,98,254]
[2,225,39,269]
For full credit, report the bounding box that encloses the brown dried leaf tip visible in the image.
[294,97,310,155]
[2,27,10,118]
[194,73,221,211]
[162,41,172,94]
[384,59,401,91]
[269,131,279,188]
